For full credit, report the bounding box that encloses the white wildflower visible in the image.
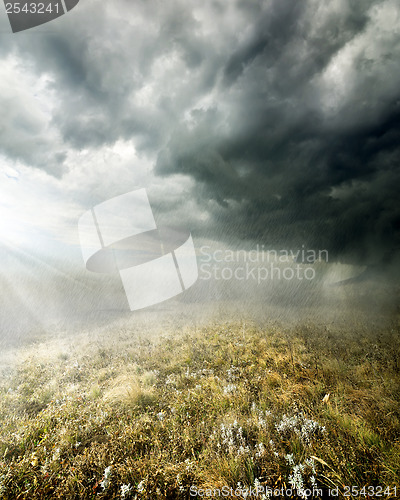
[100,466,112,491]
[285,453,295,465]
[176,473,185,492]
[275,413,325,445]
[185,458,194,471]
[121,483,133,499]
[215,420,249,455]
[237,445,250,456]
[255,443,266,458]
[226,366,239,381]
[223,384,236,394]
[287,457,318,497]
[288,464,304,493]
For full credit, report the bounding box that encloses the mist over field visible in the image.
[0,239,398,349]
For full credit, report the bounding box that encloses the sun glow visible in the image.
[0,196,36,247]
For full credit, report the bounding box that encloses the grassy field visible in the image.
[0,318,399,499]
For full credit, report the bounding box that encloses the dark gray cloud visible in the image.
[1,0,399,266]
[155,0,400,266]
[2,0,221,153]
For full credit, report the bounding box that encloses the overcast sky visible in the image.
[1,0,400,268]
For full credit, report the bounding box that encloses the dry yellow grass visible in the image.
[0,319,399,499]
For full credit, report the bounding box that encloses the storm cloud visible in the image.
[1,0,400,267]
